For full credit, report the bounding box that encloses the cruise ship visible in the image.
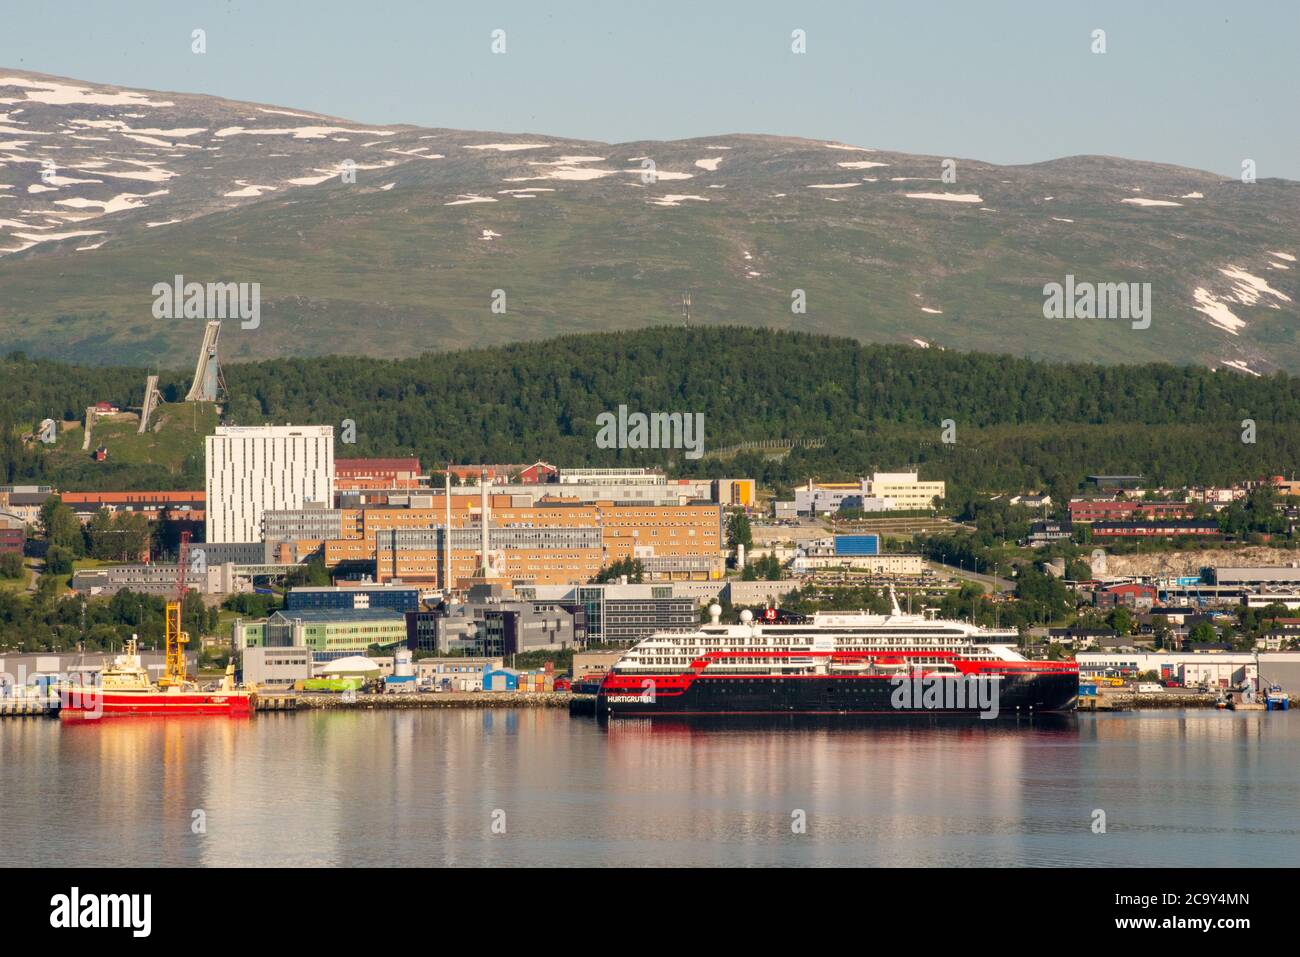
[594,595,1078,718]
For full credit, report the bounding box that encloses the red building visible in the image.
[1069,499,1194,522]
[0,516,23,555]
[59,491,205,523]
[1095,583,1158,610]
[335,458,424,490]
[1091,520,1219,538]
[516,461,558,484]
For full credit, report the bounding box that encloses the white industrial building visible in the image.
[790,471,945,516]
[792,554,926,575]
[416,656,503,692]
[1075,652,1257,688]
[205,425,334,543]
[241,647,312,690]
[558,467,665,486]
[867,471,946,511]
[1259,652,1300,695]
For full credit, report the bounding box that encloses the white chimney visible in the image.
[480,469,490,575]
[444,466,452,591]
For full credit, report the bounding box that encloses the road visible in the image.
[926,560,1016,594]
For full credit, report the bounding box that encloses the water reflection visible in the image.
[1,710,1295,867]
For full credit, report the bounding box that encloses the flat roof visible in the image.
[289,584,418,593]
[270,608,406,622]
[336,457,421,470]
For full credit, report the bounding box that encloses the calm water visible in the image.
[2,709,1298,867]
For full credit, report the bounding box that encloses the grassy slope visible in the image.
[1,154,1295,370]
[46,404,217,476]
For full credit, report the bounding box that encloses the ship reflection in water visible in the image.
[3,710,1298,867]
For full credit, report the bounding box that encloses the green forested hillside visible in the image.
[3,327,1299,500]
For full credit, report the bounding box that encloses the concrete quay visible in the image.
[293,691,573,710]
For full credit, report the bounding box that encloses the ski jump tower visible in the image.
[137,374,163,433]
[185,320,226,402]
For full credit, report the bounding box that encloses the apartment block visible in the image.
[205,425,334,544]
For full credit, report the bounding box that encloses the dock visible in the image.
[253,694,298,712]
[0,697,59,717]
[1080,691,1223,712]
[294,691,572,710]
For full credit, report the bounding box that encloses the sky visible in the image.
[2,0,1297,179]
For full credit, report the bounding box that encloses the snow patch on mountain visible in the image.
[905,192,982,203]
[1121,198,1182,207]
[216,125,394,140]
[465,143,549,152]
[0,76,173,108]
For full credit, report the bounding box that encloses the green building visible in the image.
[233,608,407,662]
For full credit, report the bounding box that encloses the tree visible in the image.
[1188,622,1218,645]
[741,553,782,581]
[0,552,23,579]
[1065,559,1093,581]
[726,512,753,550]
[44,544,75,576]
[283,557,331,588]
[1106,605,1134,636]
[1151,614,1172,649]
[87,509,151,562]
[40,496,85,557]
[592,557,644,584]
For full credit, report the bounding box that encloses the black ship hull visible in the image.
[596,671,1078,718]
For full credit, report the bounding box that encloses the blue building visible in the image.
[285,585,420,613]
[482,668,520,692]
[833,534,880,557]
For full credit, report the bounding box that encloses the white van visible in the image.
[1136,682,1163,694]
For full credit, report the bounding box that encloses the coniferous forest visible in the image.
[3,326,1298,504]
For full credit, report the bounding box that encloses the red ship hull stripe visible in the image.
[60,692,254,718]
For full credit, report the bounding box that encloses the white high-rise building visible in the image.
[205,426,334,544]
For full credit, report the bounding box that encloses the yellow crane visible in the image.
[161,531,192,688]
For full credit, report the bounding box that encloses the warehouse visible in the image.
[241,647,312,690]
[1258,652,1300,696]
[1075,652,1256,688]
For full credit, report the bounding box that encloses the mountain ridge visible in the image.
[0,67,1296,372]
